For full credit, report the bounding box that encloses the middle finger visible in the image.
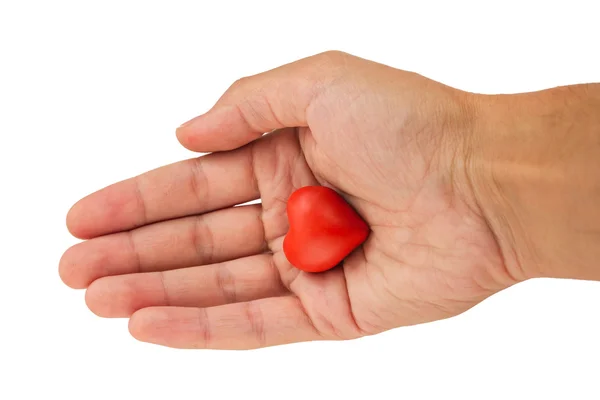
[60,204,266,289]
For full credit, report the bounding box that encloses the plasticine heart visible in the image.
[283,186,370,273]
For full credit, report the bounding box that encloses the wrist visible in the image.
[467,84,600,281]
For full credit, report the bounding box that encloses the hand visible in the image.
[60,51,516,350]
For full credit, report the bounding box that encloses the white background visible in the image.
[1,1,599,399]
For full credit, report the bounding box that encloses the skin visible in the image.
[59,51,600,350]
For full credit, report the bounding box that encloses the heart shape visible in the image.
[283,186,370,273]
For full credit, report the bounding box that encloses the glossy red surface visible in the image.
[283,186,370,273]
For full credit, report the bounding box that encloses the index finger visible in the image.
[67,144,259,239]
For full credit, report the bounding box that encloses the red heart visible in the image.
[283,186,370,273]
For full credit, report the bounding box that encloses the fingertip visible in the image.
[59,247,76,289]
[175,111,215,152]
[85,277,117,318]
[84,277,116,318]
[66,196,100,240]
[84,279,104,317]
[128,313,144,342]
[128,308,147,336]
[175,106,260,153]
[175,123,199,151]
[59,244,91,289]
[128,307,164,344]
[86,276,139,318]
[66,201,86,239]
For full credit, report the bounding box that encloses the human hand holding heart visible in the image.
[62,52,516,350]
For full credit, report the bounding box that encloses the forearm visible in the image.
[469,83,600,281]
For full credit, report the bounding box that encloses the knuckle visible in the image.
[189,157,209,210]
[245,301,266,348]
[230,76,250,91]
[192,215,215,264]
[215,264,237,303]
[316,50,348,67]
[197,308,212,348]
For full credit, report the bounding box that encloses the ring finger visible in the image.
[85,253,287,318]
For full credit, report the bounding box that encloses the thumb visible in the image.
[175,51,345,152]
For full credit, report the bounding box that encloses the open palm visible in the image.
[60,52,515,349]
